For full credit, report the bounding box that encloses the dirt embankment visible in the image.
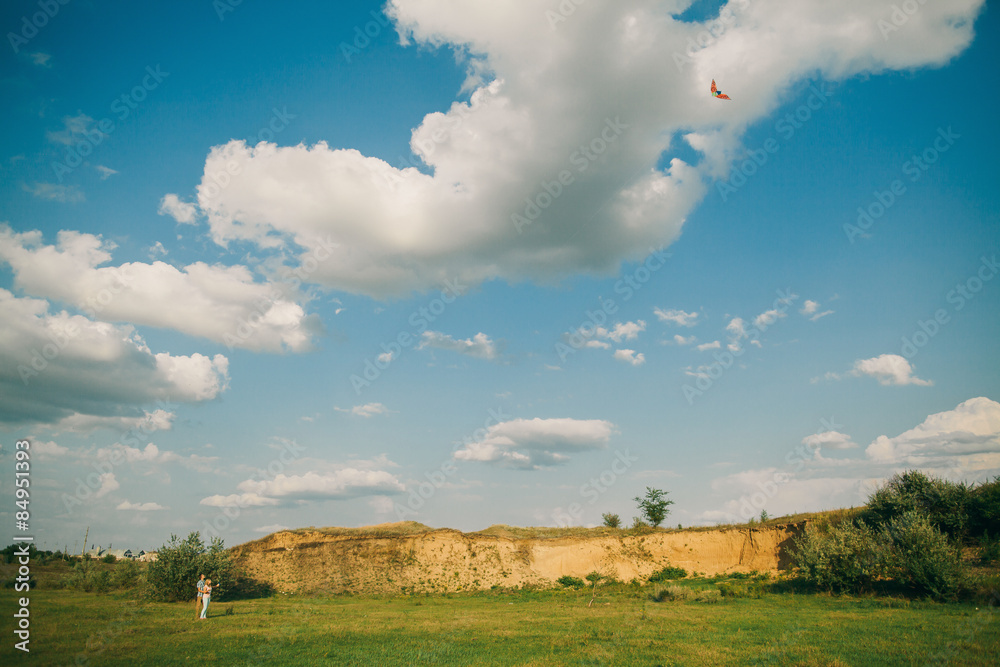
[231,523,804,594]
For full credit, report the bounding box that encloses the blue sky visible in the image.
[1,0,998,553]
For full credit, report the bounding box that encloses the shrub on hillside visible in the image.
[556,575,586,589]
[110,558,143,590]
[602,513,621,529]
[716,580,766,599]
[862,471,972,540]
[648,566,688,583]
[648,584,690,602]
[64,560,112,593]
[145,532,235,602]
[792,521,886,593]
[969,477,1000,538]
[880,511,964,600]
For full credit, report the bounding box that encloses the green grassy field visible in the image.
[3,583,997,666]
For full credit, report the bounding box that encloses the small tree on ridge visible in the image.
[634,487,673,527]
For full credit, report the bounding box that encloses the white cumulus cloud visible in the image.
[454,417,615,469]
[180,0,981,298]
[613,348,646,366]
[654,308,699,327]
[158,194,198,224]
[418,331,499,360]
[0,226,322,353]
[851,354,932,386]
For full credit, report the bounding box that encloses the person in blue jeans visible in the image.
[195,574,205,618]
[200,578,214,619]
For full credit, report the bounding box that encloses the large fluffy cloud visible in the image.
[186,0,982,298]
[0,289,229,427]
[866,397,1000,467]
[0,226,321,353]
[454,417,615,469]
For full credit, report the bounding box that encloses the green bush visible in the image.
[601,513,621,529]
[880,511,964,600]
[110,558,143,589]
[694,589,722,603]
[862,471,972,540]
[648,566,688,583]
[716,580,766,598]
[556,575,586,589]
[101,554,117,564]
[63,560,115,593]
[648,585,691,602]
[969,477,1000,538]
[145,532,235,603]
[792,520,887,593]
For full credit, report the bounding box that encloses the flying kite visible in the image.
[711,79,732,100]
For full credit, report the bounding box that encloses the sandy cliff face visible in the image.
[231,523,803,594]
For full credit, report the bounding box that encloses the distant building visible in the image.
[138,551,158,562]
[83,546,143,560]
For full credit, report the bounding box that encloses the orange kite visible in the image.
[711,79,732,100]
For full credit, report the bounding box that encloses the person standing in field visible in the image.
[195,574,206,618]
[200,578,215,619]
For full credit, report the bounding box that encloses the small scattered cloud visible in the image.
[454,417,616,470]
[613,349,645,366]
[55,409,175,435]
[336,402,391,418]
[211,469,406,505]
[94,473,119,498]
[200,493,279,508]
[654,308,699,327]
[418,331,499,360]
[46,113,99,146]
[695,340,721,351]
[599,320,646,342]
[147,241,167,259]
[23,182,84,203]
[116,501,167,511]
[31,440,71,459]
[802,431,857,451]
[753,309,787,329]
[158,194,198,224]
[30,52,52,68]
[851,354,933,386]
[95,165,118,180]
[800,299,834,321]
[666,334,696,346]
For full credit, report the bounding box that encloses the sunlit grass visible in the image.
[3,584,996,666]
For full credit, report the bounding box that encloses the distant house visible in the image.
[83,546,141,560]
[138,551,158,562]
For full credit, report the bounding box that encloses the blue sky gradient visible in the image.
[1,0,997,552]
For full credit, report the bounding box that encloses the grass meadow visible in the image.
[3,579,997,666]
